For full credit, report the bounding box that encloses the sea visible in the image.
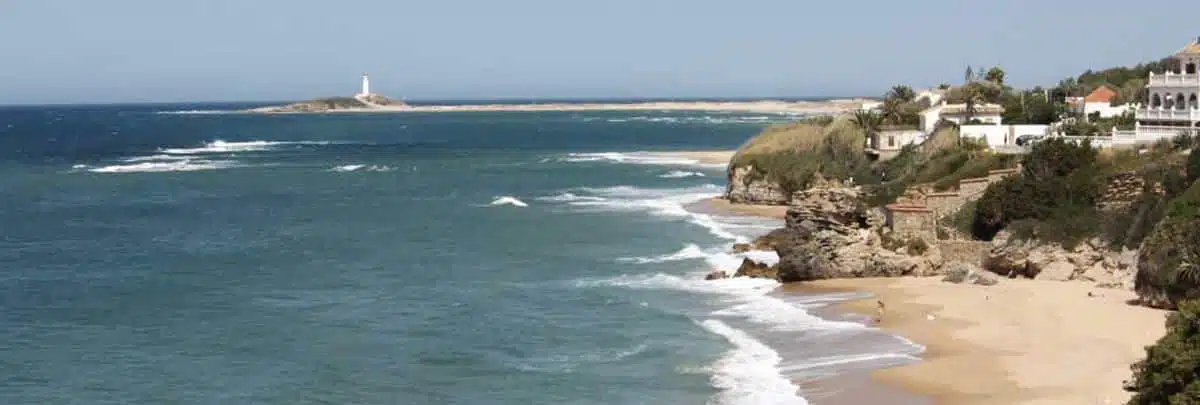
[0,103,925,405]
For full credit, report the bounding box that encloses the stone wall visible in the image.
[725,165,792,205]
[925,192,963,219]
[938,240,992,267]
[1099,171,1155,211]
[958,177,991,200]
[887,204,937,242]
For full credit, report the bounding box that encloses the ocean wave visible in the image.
[547,184,744,242]
[85,159,239,173]
[489,196,529,207]
[560,152,726,169]
[617,244,710,264]
[700,319,809,405]
[120,154,192,163]
[659,170,706,178]
[159,140,333,155]
[328,164,394,172]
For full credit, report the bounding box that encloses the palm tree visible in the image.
[887,85,916,103]
[878,97,902,125]
[961,86,985,146]
[852,109,884,149]
[985,67,1006,86]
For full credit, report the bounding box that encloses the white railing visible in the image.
[1148,72,1200,86]
[1137,126,1198,141]
[1136,108,1200,121]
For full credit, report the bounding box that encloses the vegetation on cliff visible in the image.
[729,117,871,195]
[1135,180,1200,309]
[1124,299,1200,404]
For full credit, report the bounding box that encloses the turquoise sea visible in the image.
[0,104,923,405]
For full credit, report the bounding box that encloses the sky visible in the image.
[1,0,1198,105]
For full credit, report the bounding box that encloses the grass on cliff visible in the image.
[865,129,1017,206]
[729,116,871,194]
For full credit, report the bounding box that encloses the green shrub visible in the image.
[1187,149,1200,184]
[971,138,1103,245]
[1123,299,1200,405]
[730,118,870,194]
[1134,180,1200,309]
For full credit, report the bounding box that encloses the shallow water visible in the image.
[0,105,922,405]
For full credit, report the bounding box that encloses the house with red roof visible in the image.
[1069,85,1130,119]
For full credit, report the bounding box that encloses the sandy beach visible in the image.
[250,99,869,115]
[687,196,789,219]
[795,278,1169,405]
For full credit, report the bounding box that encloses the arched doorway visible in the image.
[1192,93,1199,109]
[1152,93,1162,108]
[1188,63,1198,74]
[1177,93,1187,110]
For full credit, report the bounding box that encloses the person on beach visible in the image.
[875,300,886,323]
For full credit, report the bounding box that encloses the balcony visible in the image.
[1136,108,1200,121]
[1148,72,1200,87]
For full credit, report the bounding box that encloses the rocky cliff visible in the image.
[727,178,946,282]
[725,165,792,205]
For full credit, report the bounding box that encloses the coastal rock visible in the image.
[731,243,752,253]
[942,261,998,286]
[725,165,791,205]
[769,180,942,282]
[1036,261,1076,281]
[733,258,776,279]
[705,271,729,281]
[985,231,1136,288]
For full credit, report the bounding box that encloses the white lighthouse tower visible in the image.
[359,73,371,97]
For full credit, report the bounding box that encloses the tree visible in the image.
[880,97,905,125]
[851,109,884,148]
[887,85,917,103]
[1124,299,1200,405]
[937,83,952,90]
[985,67,1006,86]
[964,66,974,84]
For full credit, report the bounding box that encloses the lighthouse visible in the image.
[359,73,371,97]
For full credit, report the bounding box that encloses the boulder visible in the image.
[704,271,729,281]
[1036,261,1077,281]
[725,165,791,205]
[733,258,776,279]
[942,261,999,286]
[731,243,751,254]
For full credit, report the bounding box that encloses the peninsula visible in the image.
[246,74,868,115]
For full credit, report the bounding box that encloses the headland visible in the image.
[247,97,868,115]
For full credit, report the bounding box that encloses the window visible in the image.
[888,136,895,147]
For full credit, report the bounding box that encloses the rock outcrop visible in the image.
[733,258,776,279]
[984,231,1137,288]
[755,179,945,282]
[705,271,729,280]
[725,165,792,205]
[941,261,999,286]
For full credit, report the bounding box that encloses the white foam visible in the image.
[701,320,809,405]
[120,154,192,163]
[618,244,710,264]
[561,152,726,169]
[160,140,330,155]
[489,196,529,207]
[155,109,239,115]
[659,170,706,178]
[547,184,749,242]
[778,352,920,373]
[329,164,394,172]
[87,159,239,173]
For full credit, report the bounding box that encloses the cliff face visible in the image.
[725,165,791,205]
[729,179,945,282]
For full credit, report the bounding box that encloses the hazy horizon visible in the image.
[2,0,1199,105]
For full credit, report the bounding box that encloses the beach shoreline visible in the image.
[794,277,1169,405]
[247,99,868,115]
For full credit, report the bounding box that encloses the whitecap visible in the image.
[660,170,706,178]
[617,244,709,264]
[159,140,332,155]
[328,164,395,173]
[560,152,726,169]
[489,196,529,207]
[87,159,239,173]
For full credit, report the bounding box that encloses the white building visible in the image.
[1071,85,1131,119]
[915,89,946,106]
[866,127,925,160]
[960,124,1050,148]
[1135,38,1200,140]
[919,101,1005,133]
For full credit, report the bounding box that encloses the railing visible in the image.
[1137,126,1198,141]
[1148,72,1200,86]
[1136,108,1200,121]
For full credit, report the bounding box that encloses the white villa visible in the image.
[1069,85,1131,119]
[1134,37,1200,139]
[919,101,1005,133]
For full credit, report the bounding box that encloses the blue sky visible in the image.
[1,0,1197,104]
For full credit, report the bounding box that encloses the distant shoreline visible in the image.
[245,99,869,115]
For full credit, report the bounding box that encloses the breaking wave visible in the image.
[489,196,529,207]
[329,164,395,172]
[660,170,706,178]
[560,152,726,169]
